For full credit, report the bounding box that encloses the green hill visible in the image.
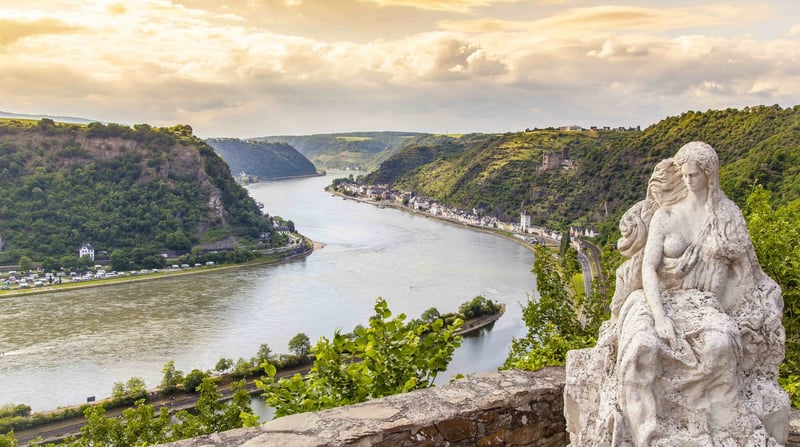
[0,119,280,264]
[205,138,317,180]
[257,131,423,170]
[364,105,800,231]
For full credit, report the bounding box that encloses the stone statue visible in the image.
[564,142,790,446]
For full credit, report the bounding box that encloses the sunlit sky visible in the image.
[2,0,800,137]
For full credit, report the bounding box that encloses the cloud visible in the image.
[360,0,524,14]
[1,0,799,136]
[438,3,773,34]
[0,17,78,47]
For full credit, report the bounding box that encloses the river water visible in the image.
[0,172,536,413]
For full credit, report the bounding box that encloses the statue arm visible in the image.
[642,209,677,348]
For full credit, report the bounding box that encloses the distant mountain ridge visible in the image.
[256,131,424,170]
[0,110,97,124]
[205,138,317,180]
[364,105,800,233]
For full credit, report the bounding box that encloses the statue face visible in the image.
[680,160,707,192]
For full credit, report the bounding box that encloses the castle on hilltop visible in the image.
[540,147,575,170]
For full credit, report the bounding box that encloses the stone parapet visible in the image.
[162,368,567,447]
[161,367,800,447]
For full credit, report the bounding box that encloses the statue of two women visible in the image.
[565,142,789,446]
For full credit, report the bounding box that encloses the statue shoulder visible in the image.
[717,197,747,226]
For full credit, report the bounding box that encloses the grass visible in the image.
[571,273,585,299]
[0,249,306,299]
[335,136,372,142]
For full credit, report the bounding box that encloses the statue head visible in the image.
[672,141,720,198]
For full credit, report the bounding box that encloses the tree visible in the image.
[110,249,130,272]
[125,377,147,401]
[17,256,33,272]
[287,333,311,358]
[80,399,171,447]
[0,431,17,447]
[160,360,183,394]
[172,378,254,439]
[60,255,77,271]
[77,254,94,271]
[109,377,148,405]
[231,357,254,378]
[41,256,60,273]
[503,245,608,371]
[419,307,441,324]
[182,369,207,393]
[57,377,256,447]
[111,382,126,401]
[214,357,233,374]
[255,343,272,365]
[744,186,800,405]
[458,295,500,319]
[258,298,463,417]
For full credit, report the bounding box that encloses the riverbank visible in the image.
[12,305,505,445]
[329,190,556,254]
[0,238,320,299]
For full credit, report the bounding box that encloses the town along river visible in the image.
[0,172,537,413]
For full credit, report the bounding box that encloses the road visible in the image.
[577,250,593,296]
[13,309,506,445]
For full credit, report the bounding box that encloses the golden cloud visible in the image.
[438,3,774,34]
[361,0,524,14]
[0,17,78,46]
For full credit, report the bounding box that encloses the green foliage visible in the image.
[231,357,257,379]
[110,377,148,406]
[214,357,233,373]
[256,343,273,364]
[457,295,501,319]
[170,379,253,439]
[17,256,33,272]
[78,400,171,447]
[503,245,611,370]
[362,106,800,229]
[287,333,311,358]
[257,298,463,418]
[0,431,17,447]
[743,185,800,404]
[160,360,183,394]
[0,120,277,264]
[257,132,422,170]
[419,307,441,324]
[182,369,207,393]
[205,138,317,179]
[42,378,255,447]
[0,405,30,420]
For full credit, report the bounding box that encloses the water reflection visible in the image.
[0,172,535,412]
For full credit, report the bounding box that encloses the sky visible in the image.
[2,0,800,137]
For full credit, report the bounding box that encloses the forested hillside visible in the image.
[205,138,317,180]
[365,105,800,232]
[0,119,278,264]
[257,131,423,170]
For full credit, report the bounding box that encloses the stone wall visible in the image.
[163,366,800,447]
[164,368,567,447]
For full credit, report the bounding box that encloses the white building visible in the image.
[520,211,531,232]
[79,243,95,260]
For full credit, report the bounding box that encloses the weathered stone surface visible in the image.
[160,369,567,447]
[161,366,800,447]
[565,142,790,446]
[436,418,475,442]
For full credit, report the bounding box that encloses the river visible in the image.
[0,172,536,413]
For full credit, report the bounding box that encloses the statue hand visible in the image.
[654,314,677,350]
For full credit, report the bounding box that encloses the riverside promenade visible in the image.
[12,306,506,445]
